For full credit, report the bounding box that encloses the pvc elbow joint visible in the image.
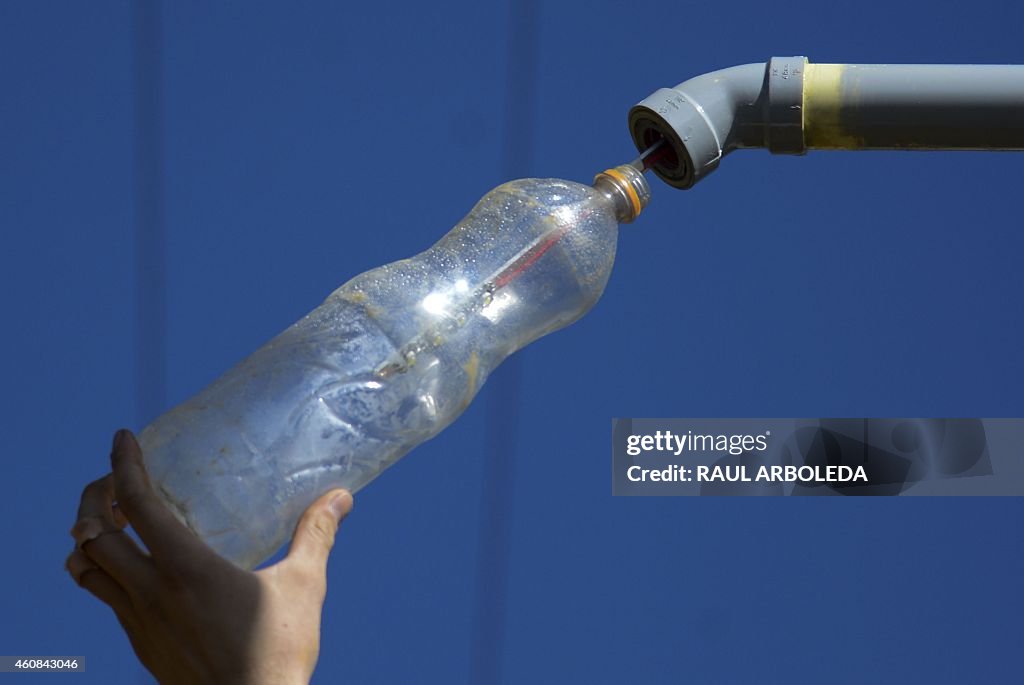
[629,57,807,189]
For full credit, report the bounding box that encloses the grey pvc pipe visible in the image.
[629,57,1024,189]
[803,64,1024,150]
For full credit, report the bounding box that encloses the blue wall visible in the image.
[2,1,1022,682]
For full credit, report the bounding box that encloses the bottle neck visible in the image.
[592,164,651,223]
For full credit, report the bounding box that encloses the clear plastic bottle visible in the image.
[139,165,650,569]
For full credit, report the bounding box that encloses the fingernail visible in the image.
[328,490,352,520]
[112,429,126,452]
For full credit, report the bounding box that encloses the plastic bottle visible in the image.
[139,165,651,569]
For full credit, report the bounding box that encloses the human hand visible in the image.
[66,430,353,685]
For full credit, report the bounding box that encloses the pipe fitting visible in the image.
[631,56,1024,190]
[628,57,806,189]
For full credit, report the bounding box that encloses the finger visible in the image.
[284,489,352,582]
[65,547,99,583]
[66,549,137,622]
[74,471,153,590]
[112,502,128,528]
[109,429,210,566]
[75,474,124,533]
[82,530,155,595]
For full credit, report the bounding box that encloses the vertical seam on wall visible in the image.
[132,0,166,429]
[468,2,540,684]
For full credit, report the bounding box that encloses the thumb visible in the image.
[285,489,352,577]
